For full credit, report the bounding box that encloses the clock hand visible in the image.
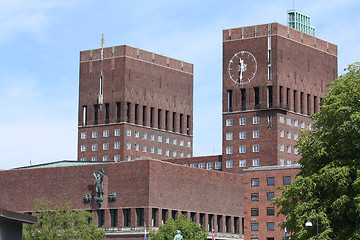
[239,58,244,82]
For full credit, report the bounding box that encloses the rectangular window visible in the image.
[165,149,169,156]
[253,145,260,152]
[165,137,169,143]
[172,112,176,131]
[287,146,291,153]
[293,90,297,112]
[239,118,246,125]
[301,121,305,128]
[157,135,162,142]
[226,119,233,126]
[287,132,291,139]
[110,209,118,227]
[280,130,284,137]
[114,142,120,149]
[226,160,233,168]
[280,144,284,152]
[251,178,259,186]
[267,192,275,201]
[198,163,205,169]
[253,159,260,166]
[116,102,121,122]
[103,143,109,150]
[267,207,275,216]
[239,132,246,139]
[279,116,284,123]
[114,155,120,162]
[97,210,105,227]
[172,151,177,157]
[307,94,311,115]
[280,158,285,166]
[251,223,259,231]
[103,130,109,137]
[82,106,87,126]
[150,147,155,153]
[286,88,290,109]
[226,147,233,154]
[94,104,98,125]
[150,107,154,128]
[314,96,318,113]
[143,106,147,126]
[186,141,191,148]
[226,133,233,140]
[172,138,177,145]
[239,146,246,153]
[126,129,131,136]
[253,117,259,124]
[283,176,291,185]
[294,133,298,140]
[268,86,273,108]
[114,129,120,136]
[134,131,139,138]
[81,132,87,139]
[105,103,109,124]
[165,110,169,130]
[251,193,259,201]
[186,115,190,135]
[134,103,139,124]
[241,88,246,110]
[300,92,304,113]
[251,208,259,216]
[215,162,221,169]
[227,90,233,112]
[150,134,155,141]
[92,131,98,138]
[254,87,259,109]
[287,159,291,165]
[179,140,184,146]
[159,109,162,130]
[126,142,131,149]
[142,132,147,139]
[134,144,139,151]
[294,147,298,155]
[267,222,275,231]
[123,209,131,227]
[103,156,109,161]
[157,148,162,155]
[179,113,183,133]
[287,117,291,125]
[190,163,197,168]
[239,160,246,167]
[92,156,97,161]
[80,157,86,161]
[279,86,283,108]
[294,119,298,127]
[253,130,259,138]
[142,145,147,152]
[206,162,213,170]
[92,144,98,151]
[267,177,275,186]
[81,145,86,152]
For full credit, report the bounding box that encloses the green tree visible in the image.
[149,214,207,240]
[23,199,105,240]
[274,63,360,240]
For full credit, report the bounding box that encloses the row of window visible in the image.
[279,144,298,154]
[81,130,191,147]
[251,192,275,202]
[226,159,259,168]
[279,116,311,130]
[251,176,291,187]
[225,116,260,127]
[226,145,260,154]
[182,162,222,170]
[251,207,275,217]
[251,222,275,232]
[225,130,259,140]
[280,130,299,140]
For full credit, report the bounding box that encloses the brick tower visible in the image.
[77,39,193,162]
[222,22,337,173]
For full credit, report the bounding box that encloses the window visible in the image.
[80,157,86,161]
[251,208,259,216]
[267,177,275,186]
[287,132,291,139]
[251,223,259,231]
[267,192,275,201]
[267,207,275,216]
[165,149,169,156]
[215,162,221,169]
[239,132,246,139]
[287,159,291,165]
[126,129,131,136]
[103,143,109,150]
[267,222,275,231]
[294,147,298,155]
[239,118,246,125]
[150,134,155,141]
[253,116,259,124]
[253,130,259,138]
[103,156,109,161]
[199,163,205,169]
[134,131,139,138]
[103,130,109,137]
[226,161,233,168]
[114,142,120,149]
[172,151,177,157]
[287,117,291,125]
[190,163,197,168]
[186,141,191,148]
[207,162,213,170]
[81,145,86,152]
[226,147,233,154]
[279,116,284,123]
[142,132,147,139]
[134,144,139,151]
[226,133,233,140]
[157,148,162,155]
[280,158,285,166]
[294,133,298,140]
[239,146,246,153]
[239,160,246,167]
[308,123,312,130]
[226,119,233,126]
[179,140,184,146]
[165,137,170,143]
[179,152,184,157]
[253,159,260,166]
[283,176,291,185]
[280,130,284,137]
[253,144,260,152]
[301,121,305,128]
[126,142,131,149]
[251,178,259,186]
[92,156,97,161]
[280,144,284,152]
[157,135,162,142]
[266,238,274,240]
[251,193,259,201]
[92,144,98,151]
[142,145,147,152]
[92,131,98,138]
[115,129,121,136]
[126,156,131,161]
[287,146,291,153]
[114,155,120,162]
[172,138,177,145]
[81,132,87,139]
[294,119,298,127]
[150,147,155,153]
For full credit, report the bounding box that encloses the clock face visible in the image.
[228,51,257,85]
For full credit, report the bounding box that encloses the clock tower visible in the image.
[222,23,337,173]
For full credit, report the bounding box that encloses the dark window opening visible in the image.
[254,87,259,109]
[150,107,154,128]
[267,207,275,216]
[172,112,176,132]
[279,86,283,108]
[105,103,109,124]
[307,94,310,115]
[116,102,121,122]
[186,115,190,135]
[135,104,139,124]
[126,102,130,123]
[136,208,144,226]
[241,88,246,110]
[161,209,168,224]
[143,106,146,126]
[286,88,290,110]
[180,113,183,133]
[190,212,196,222]
[251,208,259,216]
[293,90,297,112]
[234,217,239,234]
[268,86,273,108]
[158,109,162,129]
[94,104,98,125]
[152,208,158,227]
[314,96,317,113]
[171,210,177,220]
[165,111,169,130]
[283,176,291,185]
[300,92,304,114]
[123,209,131,227]
[216,215,221,232]
[110,209,118,227]
[267,177,275,186]
[200,213,205,227]
[226,216,230,233]
[97,210,104,227]
[227,90,233,112]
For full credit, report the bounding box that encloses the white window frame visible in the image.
[280,130,284,138]
[165,137,170,143]
[92,144,98,151]
[165,149,170,156]
[142,132,147,139]
[199,163,205,169]
[103,156,109,161]
[239,146,246,153]
[226,119,233,126]
[134,144,139,151]
[114,142,120,149]
[142,145,147,152]
[92,131,98,138]
[81,132,87,139]
[294,119,298,127]
[207,162,213,170]
[157,148,162,155]
[280,144,284,152]
[172,151,177,157]
[301,121,305,129]
[187,141,191,147]
[226,147,233,154]
[286,117,291,125]
[179,152,184,157]
[253,144,260,152]
[115,129,121,136]
[150,134,155,141]
[80,157,86,161]
[103,143,109,150]
[172,138,177,145]
[280,158,285,166]
[226,133,233,140]
[253,130,259,138]
[157,135,162,142]
[91,156,97,161]
[287,146,291,153]
[81,145,86,152]
[226,160,233,168]
[179,140,184,146]
[215,162,221,169]
[239,132,246,139]
[126,129,131,136]
[287,132,291,139]
[279,116,284,123]
[134,131,139,138]
[253,116,259,124]
[103,130,109,137]
[252,159,260,166]
[239,160,246,167]
[114,155,120,162]
[294,133,299,140]
[150,147,155,153]
[126,142,131,150]
[239,117,246,125]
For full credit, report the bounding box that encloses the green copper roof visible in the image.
[287,9,316,36]
[13,160,105,170]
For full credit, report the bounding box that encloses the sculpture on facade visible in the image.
[92,168,104,206]
[173,230,183,240]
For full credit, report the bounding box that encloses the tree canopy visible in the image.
[23,199,105,240]
[274,63,360,240]
[149,214,207,240]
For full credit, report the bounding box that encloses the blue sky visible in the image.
[0,0,359,169]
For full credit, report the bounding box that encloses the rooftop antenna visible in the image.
[101,33,105,49]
